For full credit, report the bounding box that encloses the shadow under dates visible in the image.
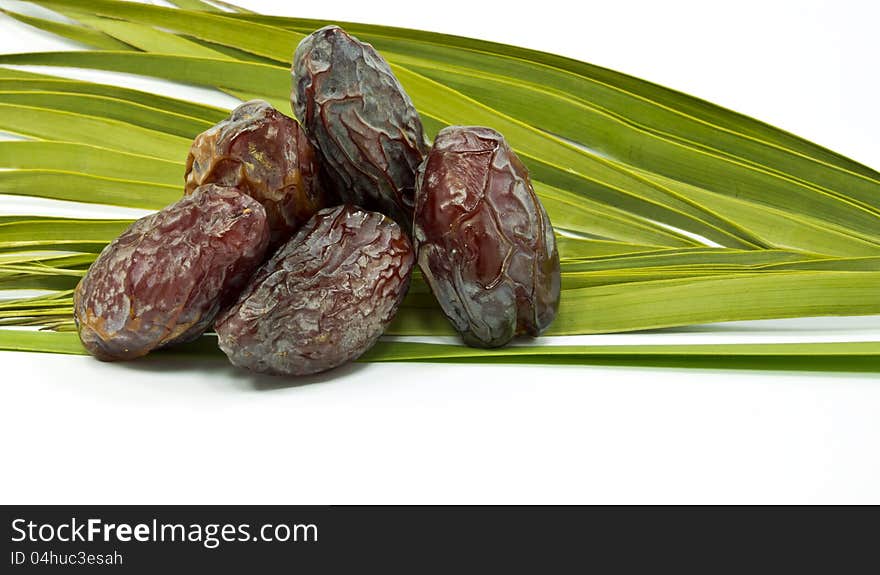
[111,335,371,391]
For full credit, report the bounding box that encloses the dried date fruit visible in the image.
[413,126,561,348]
[215,204,414,376]
[184,99,326,248]
[74,185,270,361]
[292,25,428,229]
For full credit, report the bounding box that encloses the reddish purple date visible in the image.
[215,204,414,376]
[414,126,561,348]
[185,100,327,248]
[74,185,270,361]
[292,26,427,229]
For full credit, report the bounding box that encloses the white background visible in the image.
[1,0,879,504]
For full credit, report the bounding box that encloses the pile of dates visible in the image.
[74,25,561,376]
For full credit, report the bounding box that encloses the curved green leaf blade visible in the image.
[0,141,183,184]
[0,103,190,160]
[1,329,878,373]
[0,78,229,122]
[0,91,214,138]
[0,170,177,209]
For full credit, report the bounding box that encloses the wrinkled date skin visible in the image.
[184,99,326,248]
[74,185,270,361]
[292,26,428,229]
[414,126,561,348]
[215,204,414,376]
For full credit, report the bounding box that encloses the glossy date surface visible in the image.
[185,99,326,248]
[292,26,427,229]
[74,185,270,361]
[414,126,561,348]
[215,204,414,376]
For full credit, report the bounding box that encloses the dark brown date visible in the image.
[184,99,326,248]
[413,126,561,348]
[292,25,428,229]
[215,204,414,376]
[74,185,270,361]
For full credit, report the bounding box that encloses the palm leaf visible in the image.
[0,91,214,137]
[22,2,878,249]
[0,102,190,159]
[246,14,879,181]
[1,330,878,374]
[0,7,131,50]
[0,0,877,371]
[14,3,880,251]
[0,77,230,121]
[0,141,183,184]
